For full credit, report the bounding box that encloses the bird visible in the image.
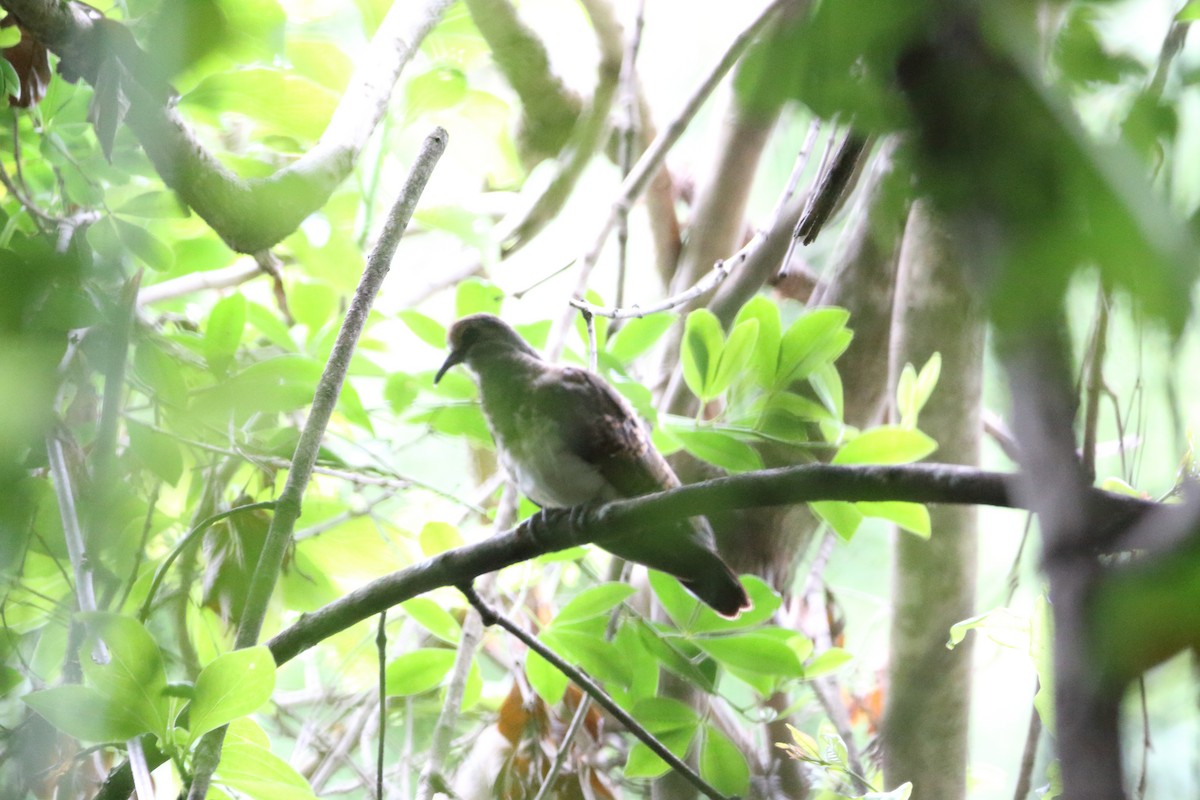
[434,313,750,617]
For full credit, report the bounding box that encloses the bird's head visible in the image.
[434,313,540,383]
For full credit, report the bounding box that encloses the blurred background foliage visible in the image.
[1,0,1198,798]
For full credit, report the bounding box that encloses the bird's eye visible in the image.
[458,325,480,350]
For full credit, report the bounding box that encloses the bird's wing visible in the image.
[533,366,749,617]
[532,366,680,498]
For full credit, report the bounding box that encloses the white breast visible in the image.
[495,429,608,508]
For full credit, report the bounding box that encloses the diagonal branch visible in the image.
[266,461,1163,666]
[184,127,448,800]
[0,0,452,253]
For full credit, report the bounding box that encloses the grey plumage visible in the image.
[435,313,750,617]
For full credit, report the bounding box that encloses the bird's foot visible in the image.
[527,505,594,548]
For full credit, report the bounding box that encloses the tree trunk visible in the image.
[882,200,983,798]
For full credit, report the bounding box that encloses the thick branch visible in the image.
[266,461,1161,666]
[463,0,582,164]
[0,0,451,253]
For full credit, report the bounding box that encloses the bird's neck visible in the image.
[470,345,545,420]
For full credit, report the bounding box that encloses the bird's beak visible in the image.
[434,348,464,384]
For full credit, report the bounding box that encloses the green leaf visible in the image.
[857,501,931,538]
[689,575,781,633]
[455,278,503,318]
[776,308,851,388]
[401,598,462,644]
[183,68,339,141]
[0,57,20,102]
[244,301,296,351]
[77,613,169,738]
[543,628,632,687]
[808,362,844,422]
[553,583,636,627]
[126,421,184,486]
[681,309,724,402]
[946,607,1029,651]
[700,726,751,796]
[734,295,782,387]
[398,310,447,349]
[409,403,492,445]
[647,571,704,633]
[418,522,463,555]
[803,647,853,679]
[914,353,941,414]
[204,355,321,420]
[524,648,567,705]
[606,313,676,364]
[217,719,317,800]
[1178,0,1200,20]
[1098,477,1143,498]
[405,66,468,118]
[204,293,246,374]
[0,26,21,48]
[188,647,276,742]
[114,220,174,271]
[0,664,22,697]
[626,732,695,779]
[810,500,863,541]
[289,281,337,332]
[670,427,763,473]
[634,621,715,690]
[385,649,455,696]
[694,632,804,677]
[833,426,937,465]
[24,684,150,742]
[710,318,759,398]
[624,698,699,777]
[384,372,420,415]
[115,191,190,218]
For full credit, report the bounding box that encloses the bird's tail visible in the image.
[681,555,751,618]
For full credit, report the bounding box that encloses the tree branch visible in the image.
[266,461,1162,666]
[0,0,452,253]
[185,127,447,800]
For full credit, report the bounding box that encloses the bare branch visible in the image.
[186,127,448,800]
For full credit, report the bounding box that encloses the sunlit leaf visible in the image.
[681,309,724,402]
[607,313,676,364]
[833,426,937,465]
[857,500,931,538]
[669,427,763,473]
[402,598,462,644]
[398,310,446,349]
[700,726,750,796]
[188,647,276,742]
[385,649,455,696]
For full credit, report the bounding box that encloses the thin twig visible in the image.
[137,501,277,622]
[458,583,731,800]
[137,259,272,306]
[46,435,155,800]
[573,118,822,320]
[1081,286,1111,482]
[1011,685,1042,800]
[531,692,592,800]
[415,609,484,800]
[614,0,647,310]
[548,0,794,354]
[185,128,448,800]
[376,611,387,800]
